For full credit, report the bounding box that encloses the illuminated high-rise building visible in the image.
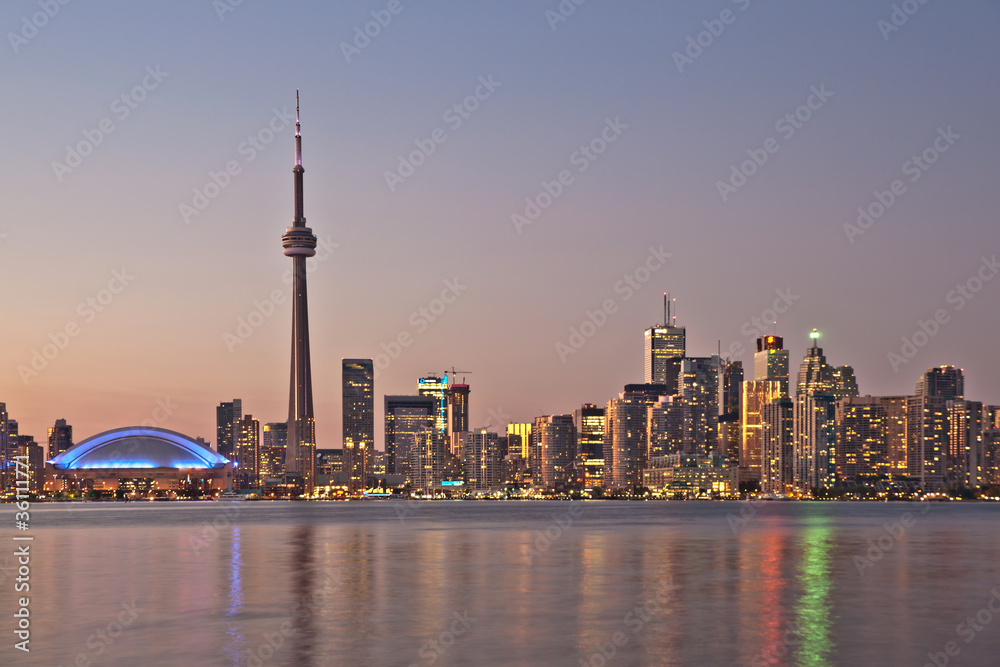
[796,330,834,397]
[718,360,743,463]
[761,399,794,494]
[411,429,448,492]
[835,397,888,482]
[721,360,744,415]
[458,429,502,491]
[283,92,318,494]
[983,429,1000,487]
[446,383,470,439]
[12,434,44,495]
[831,366,860,400]
[754,336,789,397]
[740,380,782,478]
[874,396,909,474]
[679,356,720,458]
[987,406,1000,430]
[47,418,73,459]
[604,384,669,490]
[605,396,646,490]
[906,396,949,491]
[536,415,576,489]
[9,424,43,495]
[0,404,9,491]
[417,375,448,434]
[648,395,683,459]
[506,422,533,459]
[574,404,605,487]
[215,399,242,460]
[262,422,288,450]
[236,414,260,488]
[574,404,605,459]
[2,418,15,492]
[260,422,287,478]
[916,366,964,401]
[644,296,685,392]
[343,359,375,495]
[793,394,837,492]
[385,395,436,479]
[948,400,984,488]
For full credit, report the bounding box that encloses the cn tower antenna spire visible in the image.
[295,89,302,167]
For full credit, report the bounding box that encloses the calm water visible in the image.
[2,501,999,666]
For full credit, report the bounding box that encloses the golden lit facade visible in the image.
[506,422,533,459]
[741,380,782,477]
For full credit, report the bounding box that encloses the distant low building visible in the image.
[644,454,737,496]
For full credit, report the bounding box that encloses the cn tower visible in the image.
[282,91,317,494]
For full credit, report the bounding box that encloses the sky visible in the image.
[2,0,999,452]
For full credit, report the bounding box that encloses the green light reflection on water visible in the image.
[795,515,834,667]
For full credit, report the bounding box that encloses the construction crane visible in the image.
[442,367,472,386]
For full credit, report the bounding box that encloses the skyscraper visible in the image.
[874,396,909,475]
[0,404,9,491]
[648,395,683,458]
[343,359,374,495]
[679,356,720,458]
[796,330,834,397]
[983,429,1000,487]
[236,414,260,489]
[718,360,743,464]
[793,394,837,492]
[11,434,44,495]
[831,366,860,400]
[446,383,470,439]
[761,399,794,494]
[215,399,242,460]
[916,366,965,400]
[574,403,606,487]
[458,429,502,491]
[385,395,436,479]
[283,92,318,494]
[741,379,782,478]
[417,375,448,434]
[835,397,888,482]
[506,422,532,459]
[906,396,949,491]
[260,422,288,478]
[948,399,984,488]
[644,296,685,390]
[536,414,576,489]
[754,336,789,397]
[262,422,288,450]
[604,384,669,490]
[47,418,73,459]
[574,404,605,459]
[721,360,744,415]
[411,429,444,492]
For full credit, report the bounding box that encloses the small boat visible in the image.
[217,490,244,501]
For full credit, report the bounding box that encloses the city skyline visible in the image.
[3,1,999,450]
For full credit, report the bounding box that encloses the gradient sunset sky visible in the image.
[2,0,998,451]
